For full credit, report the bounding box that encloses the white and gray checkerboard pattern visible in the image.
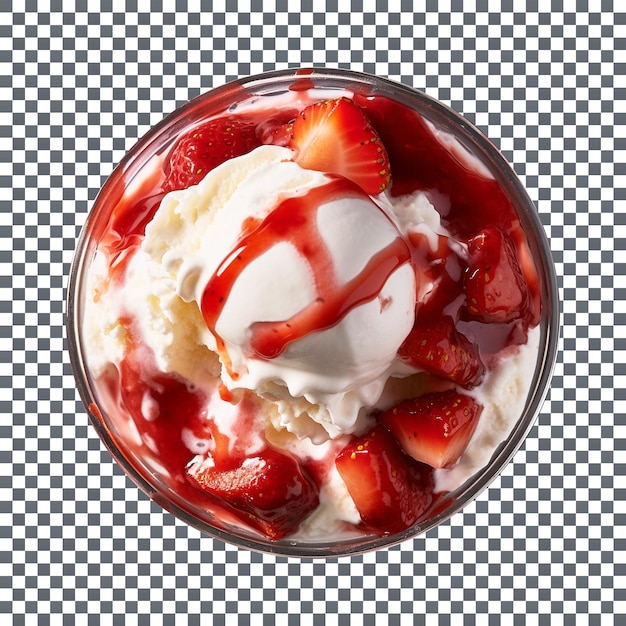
[3,2,624,623]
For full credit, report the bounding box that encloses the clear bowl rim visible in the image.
[66,66,560,558]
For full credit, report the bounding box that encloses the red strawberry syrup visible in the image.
[200,177,411,368]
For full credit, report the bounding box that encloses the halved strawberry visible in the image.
[163,116,261,192]
[186,446,319,540]
[464,227,530,324]
[288,97,391,196]
[380,390,483,469]
[398,315,485,388]
[335,425,434,535]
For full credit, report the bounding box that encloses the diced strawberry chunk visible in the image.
[510,225,542,327]
[186,447,319,540]
[398,316,485,388]
[163,116,261,192]
[380,390,483,469]
[288,97,391,196]
[464,227,530,324]
[335,425,434,535]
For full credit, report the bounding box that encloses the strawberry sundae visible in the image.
[73,70,548,549]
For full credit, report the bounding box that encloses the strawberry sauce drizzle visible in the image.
[200,177,412,363]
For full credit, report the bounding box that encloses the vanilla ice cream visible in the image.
[141,145,418,441]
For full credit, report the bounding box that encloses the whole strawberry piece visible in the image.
[335,425,434,535]
[186,446,319,540]
[289,97,391,196]
[380,390,483,469]
[163,116,261,192]
[398,316,485,388]
[464,227,530,324]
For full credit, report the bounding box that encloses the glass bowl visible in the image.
[67,67,559,557]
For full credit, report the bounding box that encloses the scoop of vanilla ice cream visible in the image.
[143,145,417,441]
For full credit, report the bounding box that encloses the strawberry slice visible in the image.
[398,315,485,388]
[380,390,483,469]
[163,116,261,192]
[288,97,391,196]
[464,227,530,324]
[335,425,434,535]
[186,446,319,540]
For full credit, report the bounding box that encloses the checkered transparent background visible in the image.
[2,1,624,623]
